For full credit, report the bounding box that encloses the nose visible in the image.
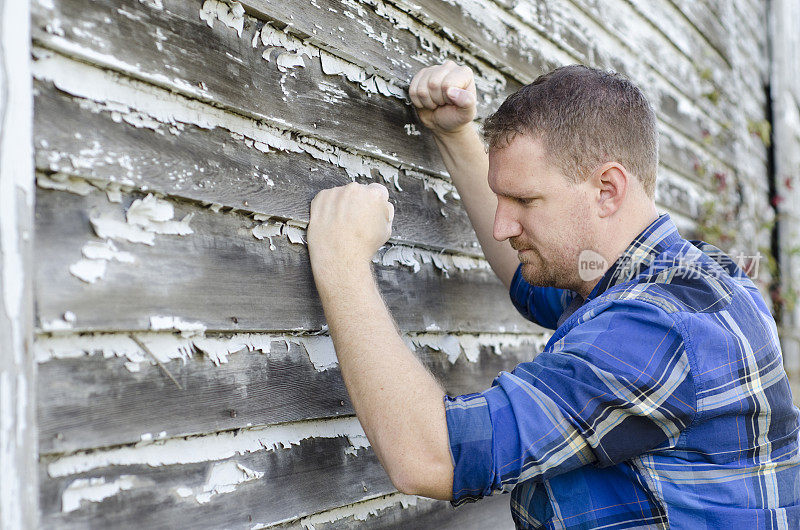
[493,199,522,242]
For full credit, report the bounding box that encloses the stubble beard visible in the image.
[518,246,562,288]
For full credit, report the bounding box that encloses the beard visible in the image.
[512,235,588,291]
[518,248,561,288]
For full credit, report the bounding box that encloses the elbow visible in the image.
[387,453,454,501]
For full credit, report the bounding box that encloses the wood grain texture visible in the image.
[39,435,396,529]
[31,0,448,174]
[33,80,482,255]
[34,186,536,334]
[38,334,544,454]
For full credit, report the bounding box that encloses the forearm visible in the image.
[433,125,518,287]
[314,262,454,500]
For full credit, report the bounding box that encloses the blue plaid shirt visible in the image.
[444,214,800,529]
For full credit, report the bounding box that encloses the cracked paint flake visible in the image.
[62,475,146,513]
[36,172,96,195]
[68,258,107,284]
[194,461,264,504]
[199,0,245,37]
[376,244,490,275]
[89,193,193,246]
[81,240,135,263]
[297,335,338,372]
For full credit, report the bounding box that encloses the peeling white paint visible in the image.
[297,335,338,372]
[69,239,136,284]
[36,172,95,195]
[35,331,273,370]
[61,475,144,513]
[175,486,193,498]
[405,332,549,364]
[376,245,490,275]
[81,240,135,263]
[150,316,207,337]
[319,51,404,99]
[288,493,420,530]
[195,461,264,504]
[90,215,155,245]
[34,52,455,199]
[199,0,245,37]
[68,258,107,284]
[275,52,306,72]
[47,416,369,477]
[127,194,194,236]
[283,224,306,245]
[251,222,282,250]
[89,193,193,247]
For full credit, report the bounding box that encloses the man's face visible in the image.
[488,135,597,292]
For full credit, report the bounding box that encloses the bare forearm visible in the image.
[315,263,454,499]
[434,125,518,287]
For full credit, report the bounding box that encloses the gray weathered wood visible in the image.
[667,0,731,67]
[34,60,711,222]
[34,186,536,334]
[38,335,543,454]
[39,435,396,529]
[275,492,514,529]
[33,80,482,255]
[0,0,38,527]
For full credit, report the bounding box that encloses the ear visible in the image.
[590,162,628,218]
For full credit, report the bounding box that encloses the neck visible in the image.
[574,203,659,299]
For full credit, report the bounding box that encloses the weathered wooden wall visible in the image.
[29,0,780,527]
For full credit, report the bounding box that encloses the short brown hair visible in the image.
[483,65,658,198]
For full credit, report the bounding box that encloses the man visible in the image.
[306,61,800,528]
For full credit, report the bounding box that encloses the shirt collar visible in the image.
[586,213,683,301]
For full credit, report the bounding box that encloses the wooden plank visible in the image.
[240,0,529,94]
[667,0,732,67]
[39,432,397,528]
[33,78,482,255]
[0,0,39,527]
[34,186,536,335]
[275,491,514,529]
[37,331,546,454]
[34,45,718,221]
[30,0,454,175]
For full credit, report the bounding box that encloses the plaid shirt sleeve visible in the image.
[444,299,697,505]
[509,264,576,329]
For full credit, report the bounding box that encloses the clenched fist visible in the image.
[307,182,395,272]
[409,60,476,136]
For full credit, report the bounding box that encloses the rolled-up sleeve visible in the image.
[510,264,576,329]
[444,299,697,506]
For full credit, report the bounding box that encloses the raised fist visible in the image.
[409,60,476,136]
